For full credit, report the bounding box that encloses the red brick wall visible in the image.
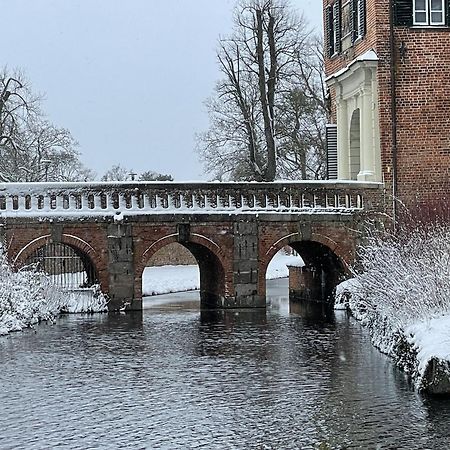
[5,217,360,304]
[323,0,450,211]
[5,223,110,292]
[132,222,235,299]
[257,220,356,296]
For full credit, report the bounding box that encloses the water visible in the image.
[0,279,449,449]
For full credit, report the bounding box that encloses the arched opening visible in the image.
[24,242,98,289]
[349,109,361,180]
[142,241,226,309]
[264,241,346,310]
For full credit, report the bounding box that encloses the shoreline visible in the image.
[336,279,450,395]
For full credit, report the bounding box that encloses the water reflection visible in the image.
[0,279,449,449]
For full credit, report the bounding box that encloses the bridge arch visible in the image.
[13,234,100,288]
[137,233,229,308]
[261,232,350,303]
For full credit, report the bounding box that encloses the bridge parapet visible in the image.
[0,181,384,218]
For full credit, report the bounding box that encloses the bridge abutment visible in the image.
[229,221,264,308]
[107,223,139,311]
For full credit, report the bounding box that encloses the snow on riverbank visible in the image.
[407,317,450,374]
[143,265,200,296]
[335,226,450,394]
[0,253,108,336]
[142,252,304,296]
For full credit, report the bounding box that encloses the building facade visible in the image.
[323,0,450,215]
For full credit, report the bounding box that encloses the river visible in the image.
[0,279,449,449]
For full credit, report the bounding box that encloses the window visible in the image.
[413,0,445,25]
[325,0,366,58]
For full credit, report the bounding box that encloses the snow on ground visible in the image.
[406,315,450,383]
[0,252,108,335]
[142,252,304,296]
[143,265,200,296]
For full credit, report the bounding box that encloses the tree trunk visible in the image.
[256,8,276,181]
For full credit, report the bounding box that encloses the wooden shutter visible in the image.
[325,5,334,57]
[334,1,342,54]
[326,125,338,180]
[359,0,367,37]
[394,0,413,26]
[351,0,358,42]
[446,0,450,25]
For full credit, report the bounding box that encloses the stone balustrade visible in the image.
[0,181,384,218]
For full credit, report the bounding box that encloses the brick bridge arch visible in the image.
[13,233,102,287]
[258,231,352,300]
[135,232,232,308]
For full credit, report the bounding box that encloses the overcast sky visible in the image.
[1,0,323,180]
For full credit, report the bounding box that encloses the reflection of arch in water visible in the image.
[262,233,348,303]
[139,233,227,308]
[349,108,361,180]
[15,235,98,289]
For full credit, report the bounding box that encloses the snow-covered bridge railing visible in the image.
[0,181,384,218]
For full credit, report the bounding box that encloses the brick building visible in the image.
[323,0,450,217]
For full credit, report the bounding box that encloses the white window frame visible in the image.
[413,0,445,26]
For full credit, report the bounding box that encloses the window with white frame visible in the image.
[414,0,445,26]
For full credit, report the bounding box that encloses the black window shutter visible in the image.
[334,1,342,54]
[351,0,358,42]
[359,0,367,37]
[447,0,450,25]
[394,0,413,26]
[326,125,338,180]
[326,5,334,57]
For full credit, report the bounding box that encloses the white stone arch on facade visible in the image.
[327,51,381,182]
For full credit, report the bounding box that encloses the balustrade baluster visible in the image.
[143,192,151,209]
[131,192,140,209]
[81,194,90,211]
[5,196,13,212]
[30,196,39,211]
[94,194,103,210]
[56,195,64,210]
[118,194,127,210]
[43,195,51,211]
[18,196,26,211]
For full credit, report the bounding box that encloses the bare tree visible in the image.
[198,0,326,181]
[139,171,173,181]
[0,68,91,182]
[276,36,329,180]
[101,165,173,182]
[101,164,130,181]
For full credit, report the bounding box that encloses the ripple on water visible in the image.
[0,282,450,449]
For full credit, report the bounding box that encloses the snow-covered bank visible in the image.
[142,252,304,296]
[336,226,450,394]
[143,265,200,296]
[0,254,108,336]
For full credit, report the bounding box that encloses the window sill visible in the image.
[410,25,449,30]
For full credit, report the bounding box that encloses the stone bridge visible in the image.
[0,181,385,310]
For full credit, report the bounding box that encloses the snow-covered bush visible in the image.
[351,225,450,326]
[0,251,108,335]
[336,225,450,391]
